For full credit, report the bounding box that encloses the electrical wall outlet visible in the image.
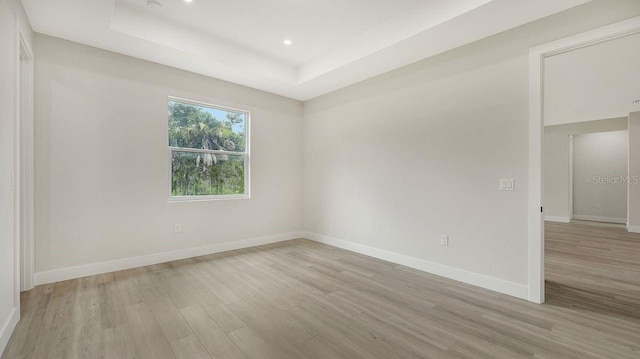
[174,223,181,233]
[499,179,515,191]
[440,235,449,246]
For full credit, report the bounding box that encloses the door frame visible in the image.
[15,20,34,292]
[528,16,640,304]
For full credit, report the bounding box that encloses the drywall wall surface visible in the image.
[628,112,640,230]
[544,133,571,221]
[0,0,32,355]
[0,1,18,353]
[34,35,303,274]
[544,117,628,221]
[572,131,628,223]
[302,0,640,289]
[544,32,640,126]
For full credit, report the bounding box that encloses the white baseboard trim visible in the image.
[544,216,570,223]
[0,307,19,357]
[34,231,303,285]
[302,231,529,301]
[572,215,626,224]
[627,225,640,233]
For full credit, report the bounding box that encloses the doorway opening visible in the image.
[529,16,640,304]
[544,122,629,225]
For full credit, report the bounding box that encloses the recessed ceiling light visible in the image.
[283,39,292,46]
[184,0,193,2]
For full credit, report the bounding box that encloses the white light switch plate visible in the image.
[440,235,449,246]
[500,179,515,191]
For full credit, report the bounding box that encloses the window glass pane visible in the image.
[168,100,246,152]
[171,151,245,196]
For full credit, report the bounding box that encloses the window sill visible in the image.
[168,194,250,203]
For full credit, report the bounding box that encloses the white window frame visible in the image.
[167,96,251,202]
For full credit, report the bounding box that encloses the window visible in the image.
[168,97,249,200]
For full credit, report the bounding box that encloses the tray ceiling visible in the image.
[22,0,591,100]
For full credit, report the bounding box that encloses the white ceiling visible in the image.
[544,32,640,126]
[22,0,591,100]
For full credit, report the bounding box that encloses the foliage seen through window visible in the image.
[168,100,248,198]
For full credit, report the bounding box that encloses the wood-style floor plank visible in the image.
[169,335,212,359]
[3,225,640,358]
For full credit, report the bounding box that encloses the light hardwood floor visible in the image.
[3,225,640,358]
[545,221,640,323]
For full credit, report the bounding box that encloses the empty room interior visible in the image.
[1,0,640,358]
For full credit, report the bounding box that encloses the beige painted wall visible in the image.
[544,32,640,126]
[573,131,628,223]
[544,118,628,221]
[302,0,640,287]
[0,0,32,353]
[34,35,303,274]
